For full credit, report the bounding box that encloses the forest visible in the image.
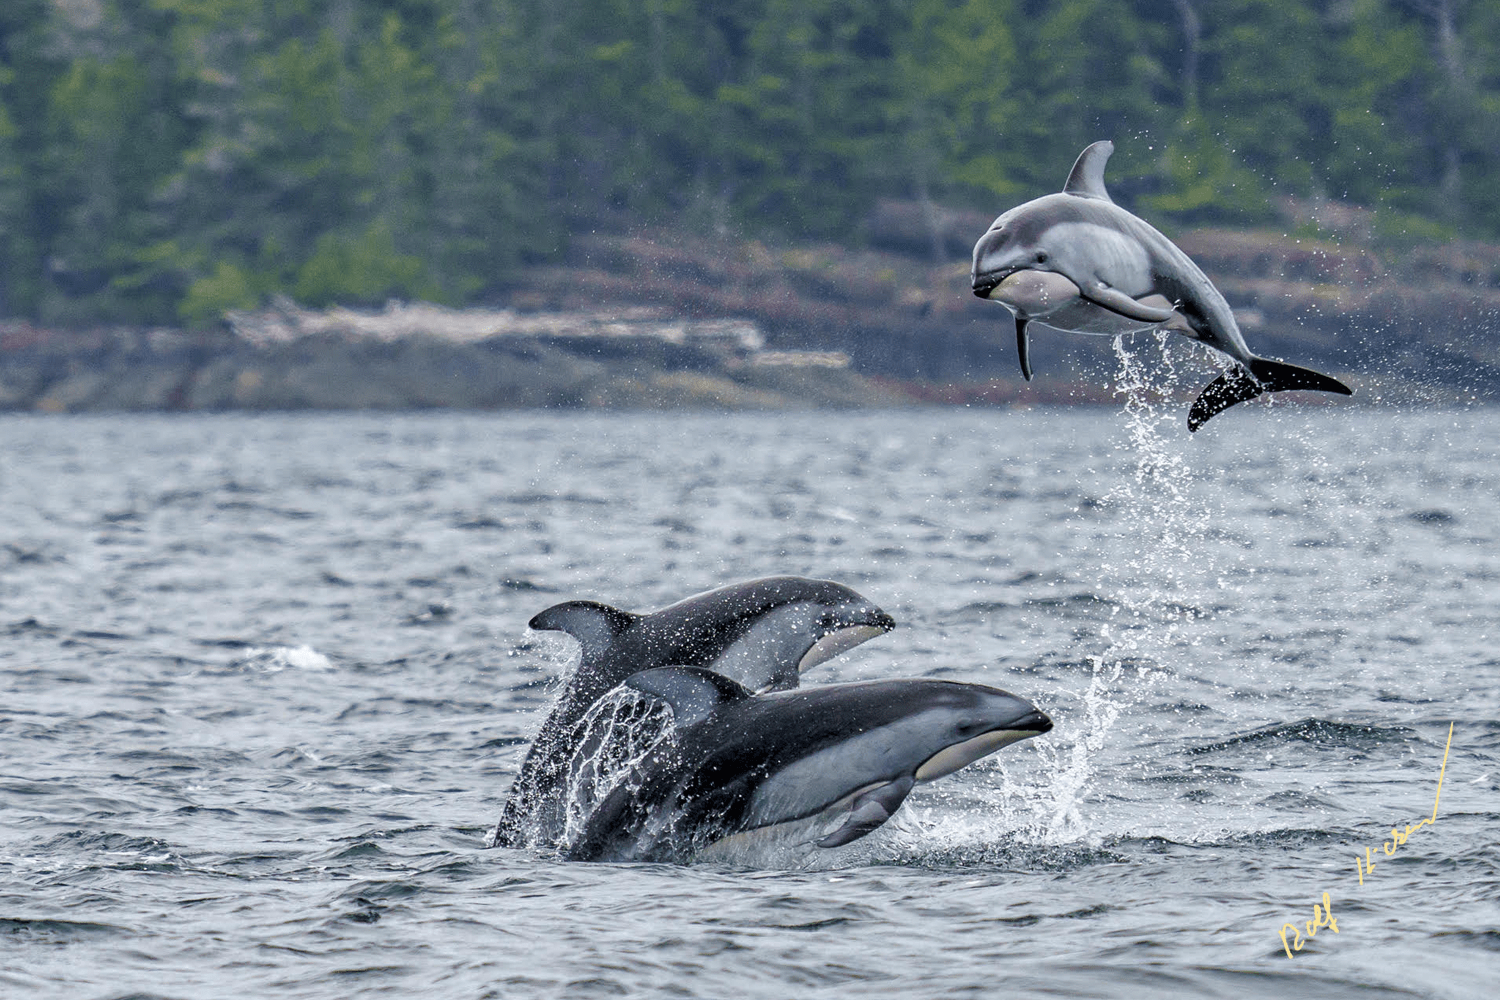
[1,0,1496,328]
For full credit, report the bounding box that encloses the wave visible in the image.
[228,644,335,672]
[1187,718,1416,756]
[0,917,129,940]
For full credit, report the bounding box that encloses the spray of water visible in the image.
[866,336,1235,864]
[1020,334,1224,845]
[557,688,676,849]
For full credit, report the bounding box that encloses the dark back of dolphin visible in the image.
[490,577,895,848]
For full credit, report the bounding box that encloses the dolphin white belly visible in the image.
[984,271,1188,337]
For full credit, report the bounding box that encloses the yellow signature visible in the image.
[1279,891,1338,958]
[1277,721,1454,959]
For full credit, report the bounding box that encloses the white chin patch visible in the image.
[914,730,1032,782]
[988,270,1082,312]
[799,625,887,672]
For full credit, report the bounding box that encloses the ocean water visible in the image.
[2,390,1497,997]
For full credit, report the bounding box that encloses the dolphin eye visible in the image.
[1035,251,1048,264]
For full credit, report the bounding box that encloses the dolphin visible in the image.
[971,140,1353,430]
[490,577,897,847]
[564,667,1053,862]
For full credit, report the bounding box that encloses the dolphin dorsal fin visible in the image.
[626,666,752,726]
[528,600,638,663]
[1063,140,1115,202]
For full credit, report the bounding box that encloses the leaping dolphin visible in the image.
[564,667,1053,862]
[971,141,1353,430]
[490,577,896,848]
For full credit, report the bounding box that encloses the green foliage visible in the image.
[1196,0,1322,192]
[1004,0,1172,193]
[0,72,24,315]
[1320,0,1427,210]
[294,220,438,307]
[894,0,1021,200]
[713,0,910,237]
[1372,209,1458,250]
[3,0,1500,325]
[1142,116,1272,225]
[37,37,194,323]
[180,260,259,327]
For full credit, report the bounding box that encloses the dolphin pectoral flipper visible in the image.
[1079,282,1177,324]
[1016,316,1033,381]
[815,776,915,849]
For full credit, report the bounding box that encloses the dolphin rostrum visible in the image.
[489,577,896,848]
[971,140,1353,429]
[564,667,1053,862]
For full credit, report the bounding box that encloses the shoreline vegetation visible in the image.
[4,208,1498,413]
[7,3,1500,413]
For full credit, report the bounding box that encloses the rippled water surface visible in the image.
[2,398,1497,999]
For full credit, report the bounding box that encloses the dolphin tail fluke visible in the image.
[1188,358,1353,431]
[1188,367,1262,431]
[1247,357,1354,397]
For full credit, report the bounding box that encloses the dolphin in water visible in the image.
[490,577,897,847]
[971,140,1353,430]
[564,667,1053,862]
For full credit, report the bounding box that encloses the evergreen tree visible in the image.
[891,0,1021,225]
[2,0,1500,325]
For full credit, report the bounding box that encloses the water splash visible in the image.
[232,644,334,672]
[1019,335,1222,844]
[1024,655,1127,842]
[1095,335,1222,667]
[558,688,676,849]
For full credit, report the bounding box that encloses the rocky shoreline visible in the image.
[0,306,917,413]
[4,208,1498,413]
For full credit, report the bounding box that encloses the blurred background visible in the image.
[3,0,1499,408]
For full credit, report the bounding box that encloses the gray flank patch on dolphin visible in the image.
[1046,222,1152,285]
[743,710,952,828]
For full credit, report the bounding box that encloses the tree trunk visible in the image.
[1172,0,1201,111]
